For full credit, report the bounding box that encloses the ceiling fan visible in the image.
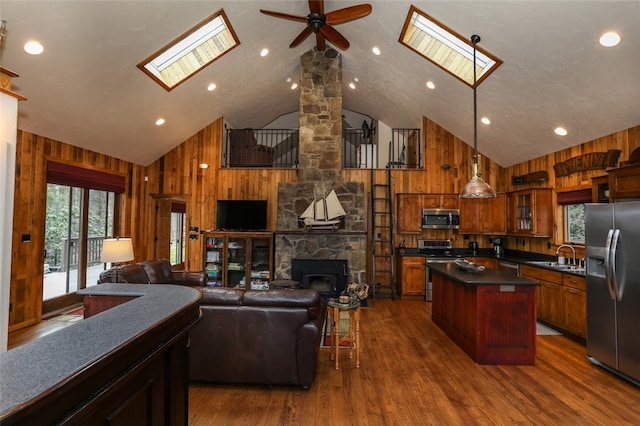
[260,0,372,51]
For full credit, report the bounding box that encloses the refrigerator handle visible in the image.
[610,228,622,301]
[604,228,615,300]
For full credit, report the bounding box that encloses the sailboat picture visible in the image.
[299,187,346,231]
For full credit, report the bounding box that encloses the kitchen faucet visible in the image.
[555,244,576,265]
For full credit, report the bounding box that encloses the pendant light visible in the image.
[460,34,496,199]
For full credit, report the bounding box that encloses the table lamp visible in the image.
[101,237,134,282]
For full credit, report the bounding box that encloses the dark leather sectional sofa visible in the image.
[99,259,326,388]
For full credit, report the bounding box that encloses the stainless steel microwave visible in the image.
[422,208,460,229]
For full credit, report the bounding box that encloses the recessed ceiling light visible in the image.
[354,77,359,83]
[599,31,620,47]
[207,83,217,91]
[426,81,435,90]
[554,127,568,136]
[290,82,298,90]
[349,82,356,90]
[286,77,292,83]
[155,118,165,126]
[372,46,381,55]
[481,117,491,125]
[260,48,269,57]
[199,163,209,169]
[24,40,44,55]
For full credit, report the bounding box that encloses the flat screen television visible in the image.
[216,200,268,231]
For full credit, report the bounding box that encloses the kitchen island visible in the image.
[429,262,538,365]
[0,284,201,425]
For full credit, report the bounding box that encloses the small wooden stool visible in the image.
[327,300,361,369]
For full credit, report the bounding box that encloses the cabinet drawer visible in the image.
[562,273,586,291]
[520,265,563,284]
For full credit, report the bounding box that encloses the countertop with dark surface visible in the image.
[397,248,586,276]
[427,262,538,286]
[0,283,201,422]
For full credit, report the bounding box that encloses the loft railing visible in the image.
[222,127,421,169]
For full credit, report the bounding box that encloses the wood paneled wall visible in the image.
[498,125,640,256]
[9,131,147,330]
[9,116,639,330]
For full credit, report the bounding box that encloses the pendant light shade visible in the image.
[460,34,496,199]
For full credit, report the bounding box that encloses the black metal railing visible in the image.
[222,127,421,169]
[223,128,299,168]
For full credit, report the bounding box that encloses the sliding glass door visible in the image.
[43,184,115,301]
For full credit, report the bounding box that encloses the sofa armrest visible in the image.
[171,270,207,287]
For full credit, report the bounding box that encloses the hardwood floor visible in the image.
[189,299,640,425]
[9,299,640,425]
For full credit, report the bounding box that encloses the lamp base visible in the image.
[103,265,127,283]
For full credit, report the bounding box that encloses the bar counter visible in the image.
[0,284,201,425]
[429,263,538,365]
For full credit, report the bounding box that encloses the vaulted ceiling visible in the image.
[2,1,639,166]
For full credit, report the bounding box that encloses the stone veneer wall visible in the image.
[275,48,366,285]
[275,182,366,284]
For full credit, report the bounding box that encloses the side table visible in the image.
[327,300,361,369]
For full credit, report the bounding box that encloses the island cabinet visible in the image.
[458,193,507,235]
[430,263,537,365]
[507,188,553,237]
[396,193,458,233]
[396,255,426,298]
[520,264,586,339]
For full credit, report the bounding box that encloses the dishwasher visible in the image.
[498,260,520,277]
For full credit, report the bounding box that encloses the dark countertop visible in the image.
[0,283,202,419]
[398,248,586,277]
[428,262,538,286]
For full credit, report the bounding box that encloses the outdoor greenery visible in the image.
[566,203,586,243]
[44,184,114,267]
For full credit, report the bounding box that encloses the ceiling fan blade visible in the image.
[308,0,324,14]
[290,26,314,48]
[259,9,307,23]
[319,25,350,50]
[315,32,327,51]
[326,4,373,25]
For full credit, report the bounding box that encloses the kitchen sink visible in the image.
[526,260,585,274]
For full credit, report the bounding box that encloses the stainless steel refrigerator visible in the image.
[585,202,640,385]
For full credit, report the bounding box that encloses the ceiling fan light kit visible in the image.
[260,0,372,51]
[460,34,497,199]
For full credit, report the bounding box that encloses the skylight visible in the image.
[137,9,239,91]
[399,5,502,87]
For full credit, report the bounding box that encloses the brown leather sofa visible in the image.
[98,258,207,286]
[189,287,326,389]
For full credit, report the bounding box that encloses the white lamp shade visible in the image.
[101,238,134,263]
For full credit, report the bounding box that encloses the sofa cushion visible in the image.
[140,259,173,283]
[98,263,149,284]
[200,287,244,305]
[242,289,322,319]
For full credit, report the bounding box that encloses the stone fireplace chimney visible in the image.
[275,48,367,287]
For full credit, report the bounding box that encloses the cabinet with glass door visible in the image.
[203,232,273,289]
[507,188,552,237]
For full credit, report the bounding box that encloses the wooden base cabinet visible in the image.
[520,265,586,339]
[396,256,426,298]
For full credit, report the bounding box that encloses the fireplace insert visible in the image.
[291,259,348,298]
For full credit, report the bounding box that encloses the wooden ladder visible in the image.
[370,153,395,299]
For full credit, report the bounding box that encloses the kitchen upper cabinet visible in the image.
[459,193,507,235]
[396,256,426,298]
[591,175,610,203]
[396,194,423,233]
[608,165,640,201]
[507,188,553,237]
[396,193,458,234]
